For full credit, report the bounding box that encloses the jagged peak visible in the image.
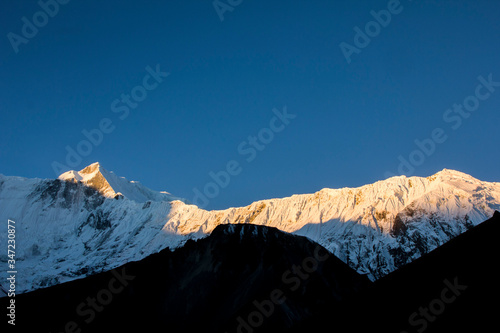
[59,162,108,184]
[79,162,103,175]
[58,162,186,204]
[59,162,108,182]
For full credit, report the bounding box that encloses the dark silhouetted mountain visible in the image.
[8,224,369,332]
[292,210,500,333]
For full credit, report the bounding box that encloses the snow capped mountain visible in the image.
[165,168,500,279]
[58,162,186,203]
[0,164,498,295]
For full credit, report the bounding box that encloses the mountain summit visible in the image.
[59,162,186,203]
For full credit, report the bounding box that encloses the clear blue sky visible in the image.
[1,0,499,209]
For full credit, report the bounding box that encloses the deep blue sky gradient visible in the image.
[1,0,499,209]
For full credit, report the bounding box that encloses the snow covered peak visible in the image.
[80,162,102,175]
[433,168,477,179]
[58,162,186,203]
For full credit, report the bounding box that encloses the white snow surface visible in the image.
[0,164,499,295]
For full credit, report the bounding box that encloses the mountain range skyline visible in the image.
[60,161,500,209]
[1,1,499,210]
[1,161,498,296]
[5,160,499,208]
[2,160,499,210]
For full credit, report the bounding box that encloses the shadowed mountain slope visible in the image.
[9,224,369,332]
[293,210,500,333]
